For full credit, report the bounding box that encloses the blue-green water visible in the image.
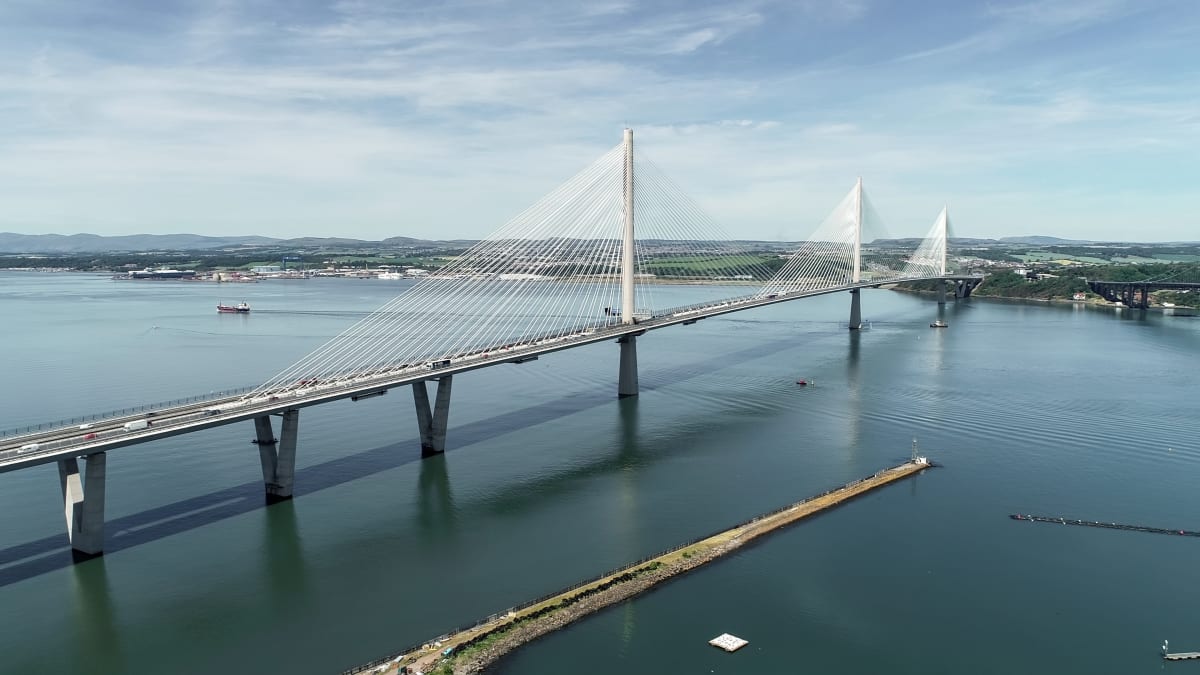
[0,271,1197,674]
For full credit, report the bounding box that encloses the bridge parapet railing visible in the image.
[9,319,632,444]
[658,292,766,319]
[0,384,260,439]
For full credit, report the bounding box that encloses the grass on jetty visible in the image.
[426,561,668,675]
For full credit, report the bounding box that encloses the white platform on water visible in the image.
[709,633,748,652]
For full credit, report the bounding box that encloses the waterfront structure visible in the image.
[1086,280,1200,309]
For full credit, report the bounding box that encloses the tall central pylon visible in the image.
[852,176,863,284]
[617,127,640,397]
[621,128,636,324]
[848,177,864,330]
[939,205,949,277]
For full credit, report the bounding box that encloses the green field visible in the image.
[1016,251,1107,264]
[1151,254,1200,262]
[644,254,776,271]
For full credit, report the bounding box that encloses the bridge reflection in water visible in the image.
[0,128,978,559]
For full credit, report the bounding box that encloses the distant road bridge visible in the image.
[1086,280,1200,309]
[1,129,978,559]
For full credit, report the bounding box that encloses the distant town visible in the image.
[2,233,1198,308]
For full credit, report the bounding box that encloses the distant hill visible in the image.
[872,237,1001,247]
[4,231,1189,255]
[0,232,280,253]
[273,236,375,248]
[998,235,1095,245]
[0,232,473,254]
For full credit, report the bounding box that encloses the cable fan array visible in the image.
[245,140,782,400]
[757,182,951,297]
[756,182,874,296]
[901,207,949,279]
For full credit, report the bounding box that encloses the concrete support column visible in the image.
[937,280,947,305]
[254,411,299,502]
[848,289,862,330]
[413,376,453,457]
[274,410,299,500]
[618,334,639,398]
[254,415,278,492]
[58,452,106,558]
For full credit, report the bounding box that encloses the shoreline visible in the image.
[894,286,1192,310]
[346,459,933,675]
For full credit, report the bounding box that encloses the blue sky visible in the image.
[0,0,1196,241]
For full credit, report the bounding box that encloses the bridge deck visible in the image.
[1,275,972,473]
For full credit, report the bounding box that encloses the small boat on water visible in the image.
[930,320,947,328]
[217,302,250,314]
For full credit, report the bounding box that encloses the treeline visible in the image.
[1081,262,1200,283]
[898,262,1200,301]
[0,250,461,272]
[973,272,1087,299]
[1035,245,1200,261]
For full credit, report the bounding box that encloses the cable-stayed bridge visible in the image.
[0,129,977,558]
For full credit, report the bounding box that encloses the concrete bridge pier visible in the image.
[848,289,863,330]
[957,278,981,299]
[254,410,299,503]
[937,281,947,305]
[58,452,106,558]
[618,334,639,397]
[413,376,453,457]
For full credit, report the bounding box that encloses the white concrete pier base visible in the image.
[254,411,299,502]
[413,375,453,457]
[618,334,639,398]
[937,280,947,305]
[58,453,106,558]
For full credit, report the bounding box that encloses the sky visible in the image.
[0,0,1197,242]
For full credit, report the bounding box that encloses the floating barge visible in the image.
[709,633,748,652]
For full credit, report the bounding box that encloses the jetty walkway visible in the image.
[347,458,933,675]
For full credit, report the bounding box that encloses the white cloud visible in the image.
[668,28,721,54]
[0,0,1195,241]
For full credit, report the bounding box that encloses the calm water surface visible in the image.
[0,271,1197,675]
